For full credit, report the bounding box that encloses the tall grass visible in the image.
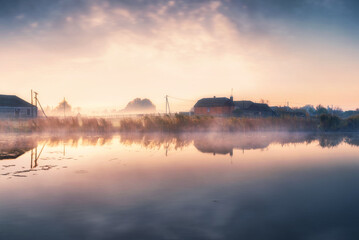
[0,114,358,133]
[118,114,319,132]
[0,117,113,133]
[318,114,359,132]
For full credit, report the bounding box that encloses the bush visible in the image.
[319,114,341,131]
[344,115,359,131]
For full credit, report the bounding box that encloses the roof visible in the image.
[194,97,234,108]
[235,101,272,112]
[234,101,254,109]
[247,103,273,112]
[0,95,34,108]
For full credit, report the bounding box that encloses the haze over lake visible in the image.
[1,133,359,240]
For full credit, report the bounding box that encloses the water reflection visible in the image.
[1,133,358,178]
[0,135,115,178]
[193,133,359,156]
[121,132,359,155]
[1,133,359,160]
[0,137,36,160]
[0,132,359,239]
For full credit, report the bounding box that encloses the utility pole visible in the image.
[34,91,38,109]
[34,92,37,108]
[31,90,33,117]
[34,91,38,118]
[165,95,171,115]
[31,90,47,118]
[63,97,66,118]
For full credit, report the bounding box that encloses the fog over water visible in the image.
[1,132,359,240]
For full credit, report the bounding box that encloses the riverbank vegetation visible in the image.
[0,113,358,133]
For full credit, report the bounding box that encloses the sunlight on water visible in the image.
[1,133,359,239]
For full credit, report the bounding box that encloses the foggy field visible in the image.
[0,114,358,133]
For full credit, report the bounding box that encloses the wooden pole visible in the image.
[64,97,66,118]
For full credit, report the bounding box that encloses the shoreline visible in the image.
[0,114,358,133]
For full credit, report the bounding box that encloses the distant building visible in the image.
[178,112,193,116]
[194,96,234,116]
[271,106,307,118]
[233,101,276,117]
[0,95,37,118]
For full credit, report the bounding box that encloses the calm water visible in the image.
[1,132,359,240]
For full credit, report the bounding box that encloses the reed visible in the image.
[1,114,358,133]
[118,114,319,132]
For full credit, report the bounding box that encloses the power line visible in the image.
[167,96,195,102]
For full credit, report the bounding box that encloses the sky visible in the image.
[0,0,358,113]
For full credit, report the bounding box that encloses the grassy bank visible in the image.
[118,115,319,132]
[0,114,358,133]
[0,117,113,133]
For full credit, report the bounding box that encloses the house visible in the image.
[271,106,307,118]
[233,101,276,117]
[0,95,37,118]
[194,96,234,116]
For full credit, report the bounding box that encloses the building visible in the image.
[0,95,37,118]
[233,101,276,117]
[271,106,307,118]
[194,96,234,116]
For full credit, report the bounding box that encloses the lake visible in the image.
[1,132,359,240]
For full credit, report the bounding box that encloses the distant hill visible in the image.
[122,98,156,113]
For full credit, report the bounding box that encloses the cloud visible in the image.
[0,0,358,110]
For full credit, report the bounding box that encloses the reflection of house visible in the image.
[194,97,234,116]
[233,101,276,117]
[193,135,272,156]
[194,141,233,156]
[0,145,34,160]
[0,95,37,118]
[0,138,37,160]
[0,149,28,160]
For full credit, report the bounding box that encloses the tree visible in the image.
[301,105,316,116]
[319,114,341,131]
[316,105,328,115]
[123,98,156,113]
[53,99,72,116]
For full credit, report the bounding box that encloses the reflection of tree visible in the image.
[119,133,192,152]
[118,132,344,156]
[192,133,314,156]
[45,135,114,147]
[345,135,359,147]
[192,133,348,156]
[317,134,359,148]
[318,135,344,148]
